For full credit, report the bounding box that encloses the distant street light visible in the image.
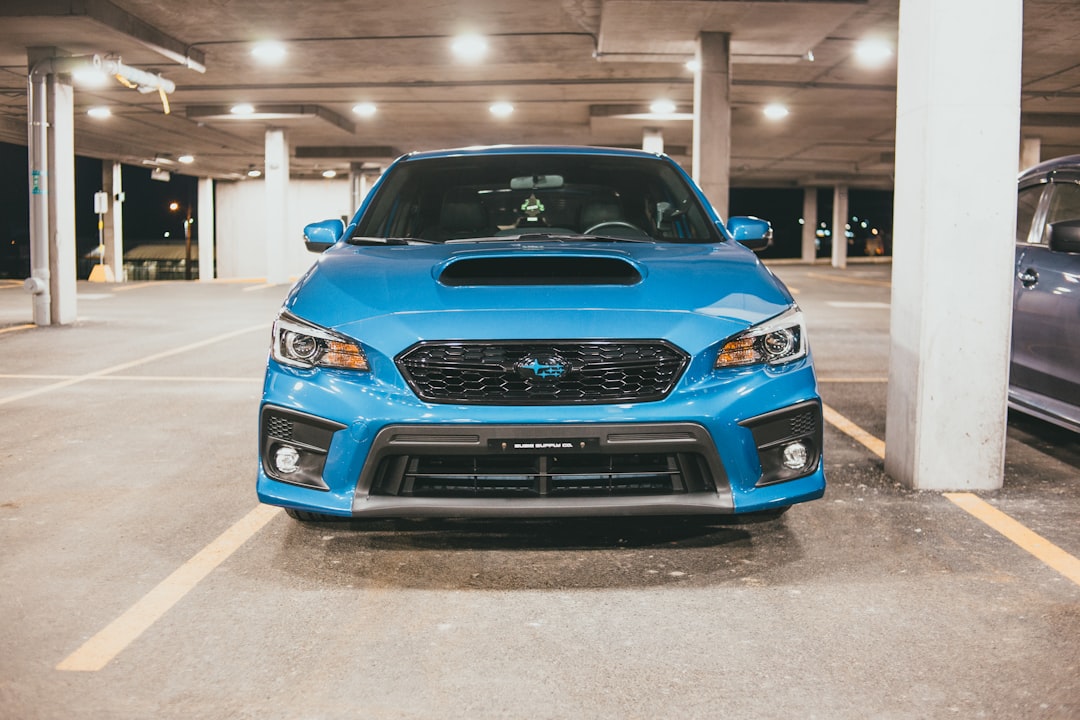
[170,201,194,280]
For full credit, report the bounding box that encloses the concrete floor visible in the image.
[0,265,1077,719]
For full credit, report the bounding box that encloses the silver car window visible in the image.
[1016,185,1044,245]
[1042,181,1080,245]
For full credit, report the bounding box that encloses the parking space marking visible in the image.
[806,272,892,288]
[0,323,34,335]
[0,324,267,407]
[945,493,1080,588]
[821,402,886,458]
[242,283,282,292]
[57,504,282,672]
[818,377,888,383]
[0,373,259,383]
[821,405,1080,589]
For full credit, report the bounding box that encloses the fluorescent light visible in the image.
[352,102,377,117]
[252,41,286,63]
[247,168,262,178]
[489,101,514,118]
[230,103,255,115]
[763,103,790,120]
[87,106,111,119]
[322,169,337,178]
[452,34,488,62]
[855,39,892,67]
[178,154,195,164]
[649,99,677,115]
[685,59,700,73]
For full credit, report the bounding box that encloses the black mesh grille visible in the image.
[396,340,689,405]
[371,452,715,498]
[265,415,293,441]
[789,411,816,436]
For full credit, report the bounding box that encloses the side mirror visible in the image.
[1048,219,1080,254]
[727,216,773,252]
[303,219,345,253]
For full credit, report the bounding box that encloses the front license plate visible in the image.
[489,438,599,453]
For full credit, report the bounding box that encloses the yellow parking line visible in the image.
[820,405,1080,588]
[0,323,34,335]
[57,505,282,672]
[944,493,1080,588]
[821,402,885,458]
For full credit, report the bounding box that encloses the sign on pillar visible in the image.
[89,190,114,282]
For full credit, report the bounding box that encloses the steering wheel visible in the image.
[583,220,649,237]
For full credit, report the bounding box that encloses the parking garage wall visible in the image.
[214,178,351,280]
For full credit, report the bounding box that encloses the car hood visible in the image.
[284,240,793,352]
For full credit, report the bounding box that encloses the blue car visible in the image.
[1012,155,1080,433]
[257,146,825,522]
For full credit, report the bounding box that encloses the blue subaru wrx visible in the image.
[257,146,825,522]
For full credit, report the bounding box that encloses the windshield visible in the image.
[352,153,721,244]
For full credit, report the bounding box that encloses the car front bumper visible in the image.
[256,356,826,519]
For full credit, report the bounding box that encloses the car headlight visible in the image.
[271,312,369,371]
[715,306,807,368]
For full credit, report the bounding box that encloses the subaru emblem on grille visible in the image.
[516,355,568,380]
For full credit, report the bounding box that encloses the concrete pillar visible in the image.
[831,185,848,269]
[801,187,817,262]
[349,162,365,213]
[46,71,77,324]
[264,128,289,285]
[198,177,215,281]
[1019,137,1041,172]
[692,32,732,220]
[102,161,124,281]
[642,128,664,155]
[884,0,1022,490]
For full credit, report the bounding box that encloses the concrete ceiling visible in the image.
[0,0,1077,188]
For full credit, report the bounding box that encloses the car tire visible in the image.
[284,507,345,523]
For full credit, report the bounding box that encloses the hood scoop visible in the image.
[439,255,643,287]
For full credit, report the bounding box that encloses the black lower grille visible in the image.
[370,452,715,499]
[396,340,689,405]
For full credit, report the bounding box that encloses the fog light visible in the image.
[274,445,301,474]
[782,442,809,470]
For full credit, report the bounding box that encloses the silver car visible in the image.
[1012,155,1080,432]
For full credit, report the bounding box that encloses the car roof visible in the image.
[1019,154,1080,185]
[401,145,666,162]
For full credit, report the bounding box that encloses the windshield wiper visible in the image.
[347,236,439,245]
[507,232,655,244]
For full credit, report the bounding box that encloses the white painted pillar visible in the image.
[197,177,215,280]
[693,32,732,220]
[884,0,1022,490]
[1019,137,1041,172]
[831,185,848,269]
[801,188,817,262]
[642,128,664,155]
[106,161,124,281]
[46,71,77,324]
[264,128,290,285]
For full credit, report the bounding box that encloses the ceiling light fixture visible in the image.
[649,99,678,115]
[322,169,337,178]
[489,101,514,118]
[854,39,892,67]
[685,59,700,73]
[87,106,111,119]
[247,168,262,178]
[452,33,488,62]
[763,103,790,120]
[230,103,255,115]
[178,154,195,164]
[352,102,377,117]
[252,41,287,63]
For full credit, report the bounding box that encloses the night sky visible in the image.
[0,140,892,279]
